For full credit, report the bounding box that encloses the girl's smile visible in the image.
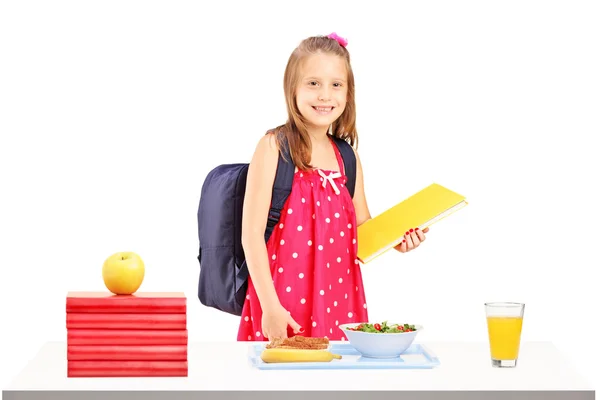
[312,105,335,115]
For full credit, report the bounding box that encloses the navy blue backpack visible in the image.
[196,134,357,316]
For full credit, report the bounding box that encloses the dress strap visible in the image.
[312,136,346,196]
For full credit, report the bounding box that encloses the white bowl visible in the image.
[339,322,422,358]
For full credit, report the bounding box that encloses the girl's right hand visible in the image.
[261,303,303,340]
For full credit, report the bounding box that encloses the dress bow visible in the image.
[317,169,342,195]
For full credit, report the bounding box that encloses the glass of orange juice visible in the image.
[485,302,525,368]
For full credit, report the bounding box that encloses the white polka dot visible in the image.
[325,218,330,223]
[308,240,312,246]
[341,337,345,341]
[335,320,339,325]
[327,307,331,313]
[348,223,352,229]
[317,201,320,206]
[347,269,350,274]
[348,312,353,318]
[339,277,343,283]
[345,293,348,299]
[244,316,249,321]
[292,252,298,258]
[299,272,304,279]
[364,303,367,309]
[330,238,334,243]
[334,301,338,306]
[320,177,323,181]
[297,225,303,231]
[340,231,345,237]
[280,223,284,229]
[335,212,340,218]
[301,298,306,304]
[272,254,276,260]
[246,294,250,300]
[327,262,330,268]
[286,286,291,292]
[248,335,252,340]
[318,245,323,250]
[337,257,342,263]
[312,321,317,327]
[347,248,349,253]
[280,239,285,245]
[328,196,331,201]
[352,239,356,244]
[355,259,359,264]
[288,208,293,214]
[301,197,306,203]
[356,286,359,291]
[319,290,325,295]
[278,267,284,273]
[329,284,332,290]
[330,328,333,334]
[312,214,315,219]
[256,331,261,337]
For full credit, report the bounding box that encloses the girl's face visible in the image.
[295,52,348,133]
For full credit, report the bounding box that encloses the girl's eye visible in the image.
[309,81,318,86]
[334,83,342,87]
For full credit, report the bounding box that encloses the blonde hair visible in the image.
[269,35,358,171]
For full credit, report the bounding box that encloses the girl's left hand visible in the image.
[395,227,429,253]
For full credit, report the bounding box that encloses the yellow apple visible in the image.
[102,251,145,295]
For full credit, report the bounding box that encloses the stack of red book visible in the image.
[66,291,188,377]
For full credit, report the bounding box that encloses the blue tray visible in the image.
[248,342,440,370]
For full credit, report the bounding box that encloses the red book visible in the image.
[68,360,188,377]
[67,329,188,345]
[66,292,186,314]
[67,313,186,330]
[67,345,187,361]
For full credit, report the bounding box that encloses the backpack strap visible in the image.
[331,136,357,198]
[265,135,295,242]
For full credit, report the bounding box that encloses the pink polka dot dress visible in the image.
[237,138,369,341]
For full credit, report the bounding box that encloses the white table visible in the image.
[2,341,595,400]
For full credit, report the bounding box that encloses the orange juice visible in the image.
[486,316,523,359]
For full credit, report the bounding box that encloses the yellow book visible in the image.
[357,183,468,263]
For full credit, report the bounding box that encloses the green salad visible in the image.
[346,321,416,333]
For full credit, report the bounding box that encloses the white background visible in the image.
[1,0,599,391]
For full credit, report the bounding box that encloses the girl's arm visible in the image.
[240,133,282,313]
[352,148,372,227]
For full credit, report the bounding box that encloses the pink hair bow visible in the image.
[327,32,348,48]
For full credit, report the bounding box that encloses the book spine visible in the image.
[67,329,188,345]
[67,360,188,377]
[66,298,186,314]
[67,345,187,361]
[66,313,186,330]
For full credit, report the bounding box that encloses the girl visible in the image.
[237,33,428,342]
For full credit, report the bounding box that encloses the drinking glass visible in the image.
[485,302,525,368]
